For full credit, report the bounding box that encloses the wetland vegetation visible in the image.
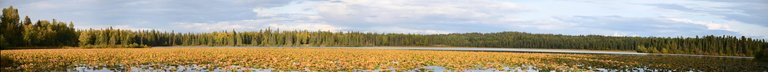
[2,48,766,71]
[2,6,767,59]
[1,2,767,72]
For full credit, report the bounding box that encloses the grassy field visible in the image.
[1,48,766,71]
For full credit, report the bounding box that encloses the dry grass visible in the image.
[1,48,765,71]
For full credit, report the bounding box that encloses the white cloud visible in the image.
[75,24,157,31]
[243,0,525,34]
[266,23,342,31]
[367,27,453,34]
[175,0,767,38]
[171,19,342,32]
[7,0,767,39]
[666,18,730,30]
[666,17,768,37]
[320,0,521,23]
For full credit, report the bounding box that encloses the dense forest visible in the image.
[1,6,78,48]
[1,6,767,60]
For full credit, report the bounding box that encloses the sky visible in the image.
[2,0,767,39]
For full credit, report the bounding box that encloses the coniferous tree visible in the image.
[2,6,767,59]
[757,48,768,61]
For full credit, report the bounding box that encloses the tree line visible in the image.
[1,6,767,60]
[1,6,78,48]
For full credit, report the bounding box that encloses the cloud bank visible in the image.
[3,0,766,39]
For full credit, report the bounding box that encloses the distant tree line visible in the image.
[1,6,767,60]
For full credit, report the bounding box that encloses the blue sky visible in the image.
[2,0,767,39]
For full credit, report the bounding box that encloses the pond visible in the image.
[154,46,647,54]
[155,46,752,58]
[1,48,766,71]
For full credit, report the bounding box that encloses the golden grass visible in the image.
[1,48,765,71]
